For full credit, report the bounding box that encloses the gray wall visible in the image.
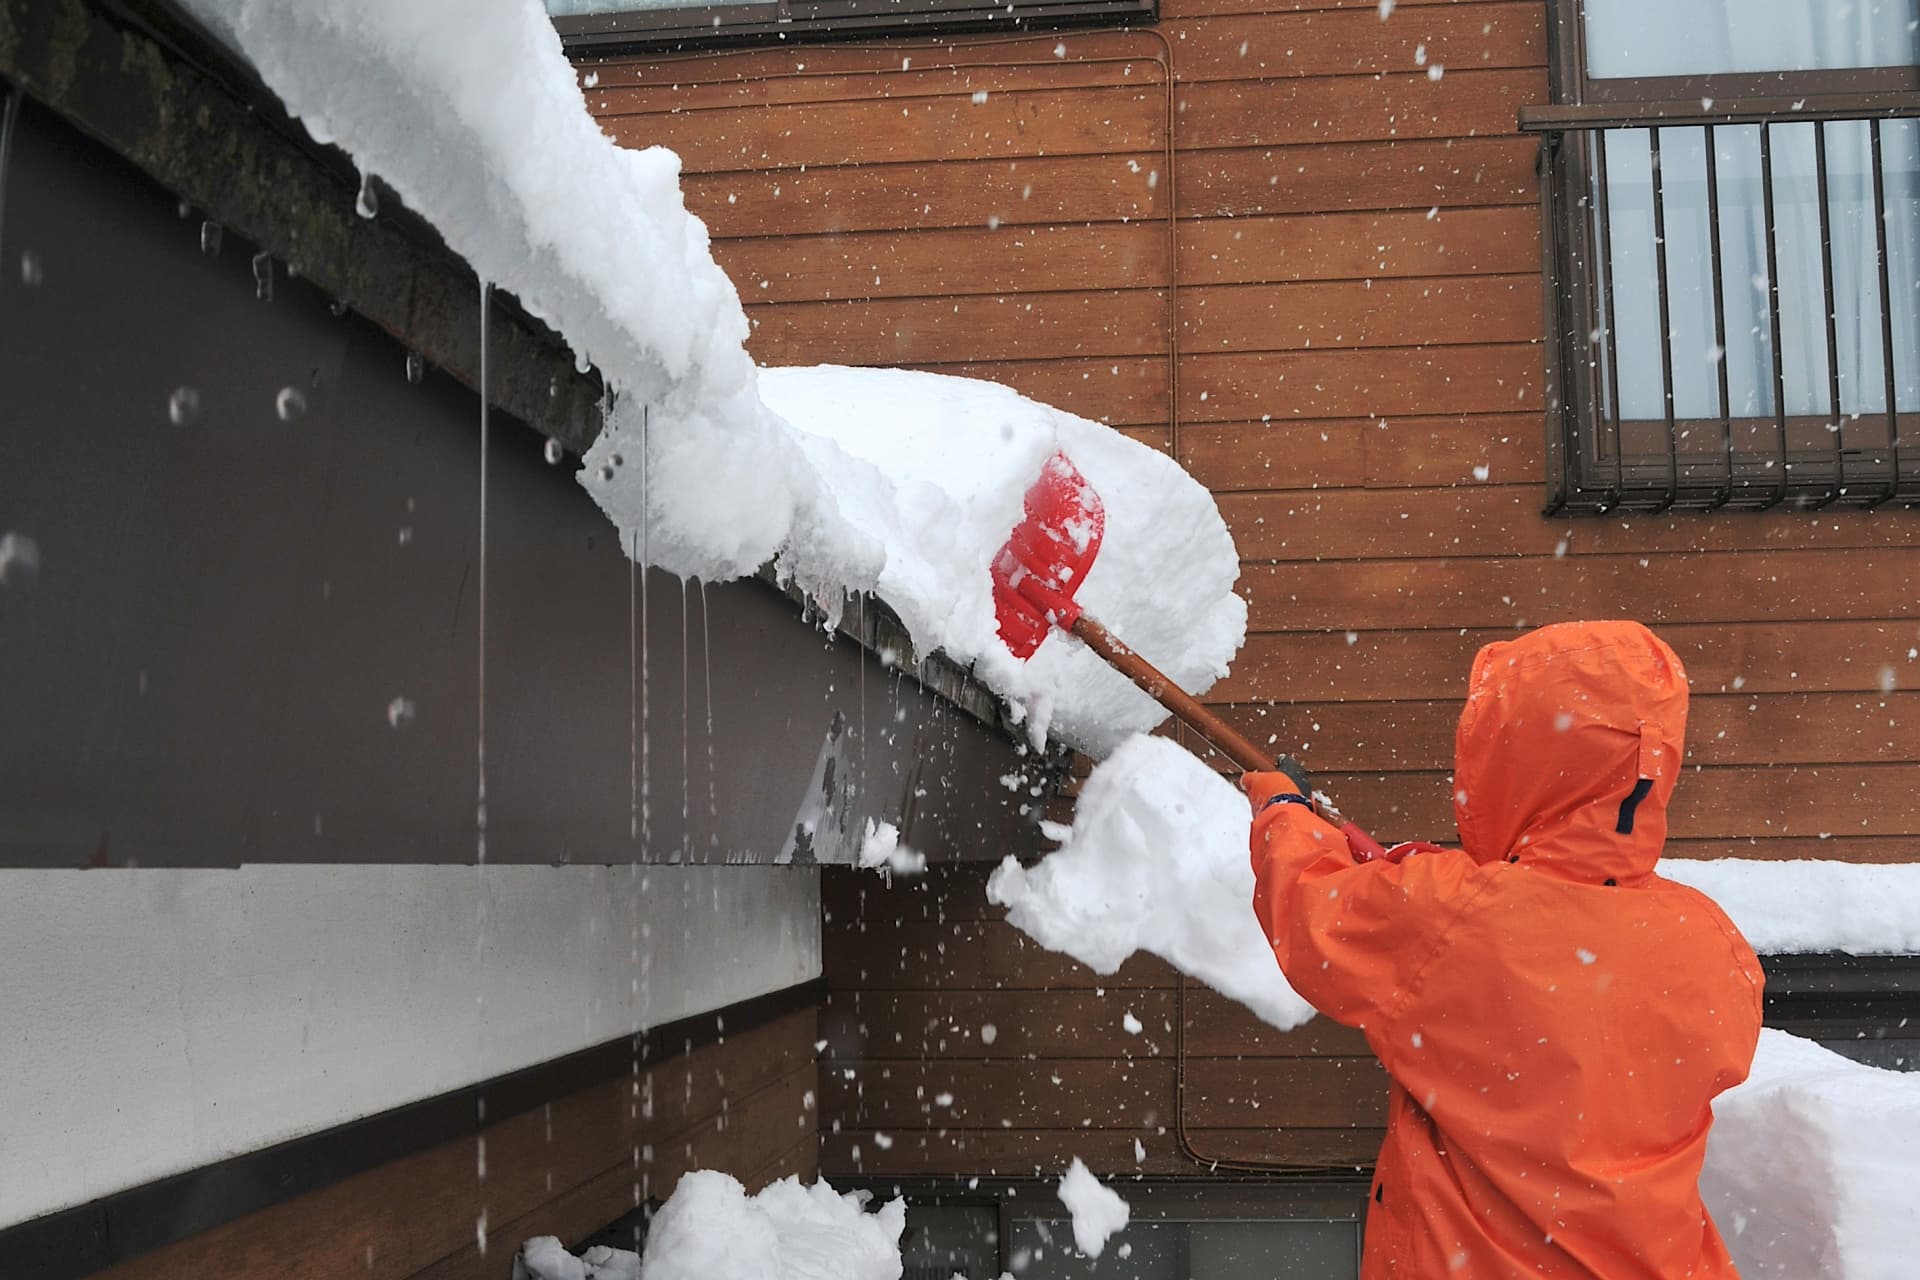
[0,94,1042,870]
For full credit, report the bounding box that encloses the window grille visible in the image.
[1529,1,1920,512]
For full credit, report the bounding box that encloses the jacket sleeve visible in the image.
[1249,783,1486,1035]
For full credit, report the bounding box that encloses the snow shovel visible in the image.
[991,451,1302,781]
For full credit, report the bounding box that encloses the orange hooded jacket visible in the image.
[1249,620,1764,1279]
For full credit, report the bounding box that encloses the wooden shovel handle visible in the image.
[1070,614,1300,779]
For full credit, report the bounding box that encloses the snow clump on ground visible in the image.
[1703,1029,1920,1279]
[518,1171,905,1280]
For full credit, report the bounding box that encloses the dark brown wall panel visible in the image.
[818,867,1377,1178]
[718,222,1167,303]
[1221,489,1920,561]
[1205,693,1920,771]
[1181,275,1541,351]
[1174,69,1547,149]
[1216,620,1920,703]
[749,289,1168,365]
[94,1009,819,1280]
[1178,414,1543,490]
[1238,548,1920,631]
[1161,1,1544,81]
[1177,136,1537,217]
[684,155,1164,235]
[1180,344,1542,420]
[607,85,1165,169]
[1178,206,1541,284]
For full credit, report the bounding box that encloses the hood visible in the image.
[1453,620,1688,884]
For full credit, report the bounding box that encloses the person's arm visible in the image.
[1245,771,1485,1034]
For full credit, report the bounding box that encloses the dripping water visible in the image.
[680,577,691,863]
[474,280,493,1240]
[477,281,491,865]
[858,592,868,846]
[630,526,640,844]
[699,581,719,851]
[0,89,21,270]
[631,407,653,1203]
[640,404,651,856]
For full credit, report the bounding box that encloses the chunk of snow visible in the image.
[751,366,1244,755]
[514,1237,587,1280]
[576,1171,907,1280]
[995,735,1920,1032]
[1702,1029,1920,1279]
[1056,1158,1130,1258]
[988,735,1316,1031]
[183,0,1243,756]
[857,819,926,876]
[0,531,40,584]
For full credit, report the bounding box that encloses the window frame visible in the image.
[550,0,1157,56]
[1531,0,1920,513]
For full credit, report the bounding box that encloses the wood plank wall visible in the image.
[97,1008,818,1280]
[582,0,1920,866]
[821,866,1383,1177]
[582,0,1920,1179]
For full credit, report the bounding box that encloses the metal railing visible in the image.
[1524,96,1920,513]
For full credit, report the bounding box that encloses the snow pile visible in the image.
[519,1172,905,1280]
[182,0,1243,754]
[1056,1158,1130,1259]
[996,737,1920,1032]
[1702,1029,1920,1279]
[987,735,1316,1031]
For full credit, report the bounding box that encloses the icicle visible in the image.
[0,89,20,267]
[681,576,691,862]
[252,250,274,301]
[355,169,380,219]
[640,404,651,854]
[700,580,719,850]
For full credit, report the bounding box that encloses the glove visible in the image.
[1241,756,1314,813]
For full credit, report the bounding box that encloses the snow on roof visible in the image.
[178,0,1244,755]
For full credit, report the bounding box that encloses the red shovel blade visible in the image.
[992,451,1106,659]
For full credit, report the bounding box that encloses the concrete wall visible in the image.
[0,863,819,1225]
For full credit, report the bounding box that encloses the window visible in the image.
[1528,1,1920,511]
[547,0,1155,55]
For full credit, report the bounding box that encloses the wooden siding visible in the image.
[583,0,1920,1179]
[819,866,1381,1177]
[579,1,1920,870]
[97,1008,818,1280]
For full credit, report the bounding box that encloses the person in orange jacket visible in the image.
[1245,619,1764,1280]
